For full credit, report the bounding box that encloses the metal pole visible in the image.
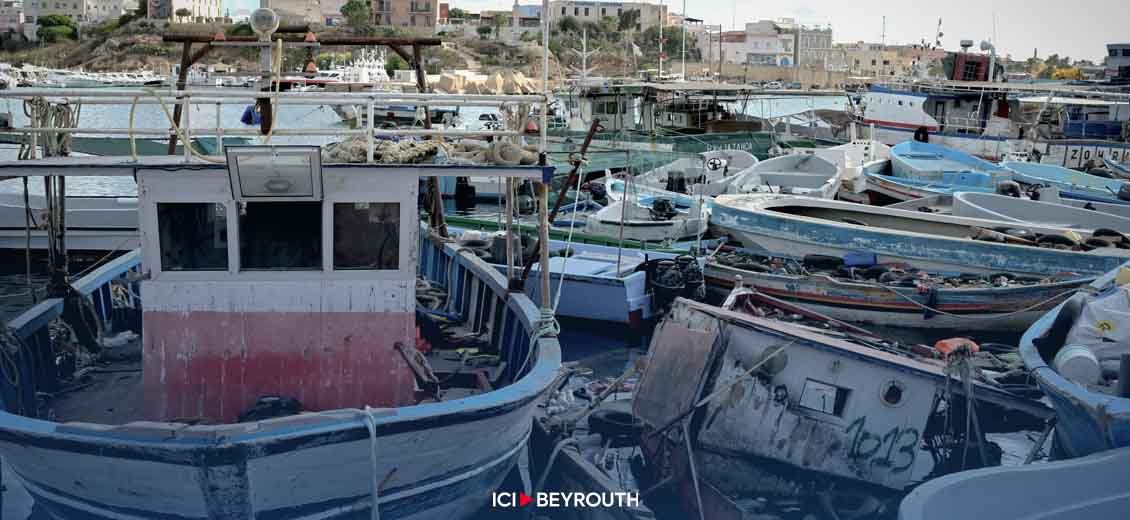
[680,0,686,79]
[537,181,550,309]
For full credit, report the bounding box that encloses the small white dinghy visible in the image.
[725,153,843,199]
[630,149,759,196]
[586,181,708,243]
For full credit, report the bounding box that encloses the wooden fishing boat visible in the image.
[633,292,1051,519]
[710,194,1130,277]
[726,153,843,199]
[1019,262,1130,459]
[1002,161,1130,205]
[950,192,1130,233]
[899,446,1130,520]
[704,249,1092,332]
[890,140,1011,182]
[0,156,563,520]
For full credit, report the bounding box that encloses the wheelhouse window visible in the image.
[157,203,228,271]
[334,202,400,270]
[239,201,321,270]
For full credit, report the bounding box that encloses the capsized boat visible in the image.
[1002,160,1130,205]
[1019,261,1130,459]
[710,194,1130,277]
[890,140,1011,181]
[725,153,842,199]
[704,247,1092,332]
[633,291,1051,519]
[0,156,563,520]
[950,192,1130,233]
[629,149,759,196]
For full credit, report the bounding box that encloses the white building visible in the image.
[24,0,138,39]
[271,0,319,25]
[547,1,667,32]
[703,20,794,66]
[148,0,220,21]
[321,0,346,25]
[0,0,23,34]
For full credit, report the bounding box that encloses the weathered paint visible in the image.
[142,309,416,422]
[711,194,1130,277]
[0,233,562,519]
[1020,263,1130,459]
[705,260,1090,332]
[639,299,1051,494]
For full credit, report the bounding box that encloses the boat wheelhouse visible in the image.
[0,151,563,519]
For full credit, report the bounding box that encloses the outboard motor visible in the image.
[648,260,685,313]
[515,194,536,215]
[665,170,688,194]
[587,180,608,205]
[649,197,678,221]
[675,255,706,301]
[1118,182,1130,202]
[996,180,1022,198]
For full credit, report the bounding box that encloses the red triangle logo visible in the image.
[518,492,532,507]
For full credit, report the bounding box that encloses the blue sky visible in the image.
[457,0,1127,62]
[223,0,259,14]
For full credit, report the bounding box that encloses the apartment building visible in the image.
[702,20,794,66]
[148,0,219,21]
[0,0,23,33]
[372,0,436,34]
[546,1,666,32]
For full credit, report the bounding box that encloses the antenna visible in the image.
[568,26,597,81]
[881,16,886,48]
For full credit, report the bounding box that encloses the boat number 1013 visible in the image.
[844,416,919,473]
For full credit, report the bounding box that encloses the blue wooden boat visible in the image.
[0,158,562,520]
[704,249,1093,332]
[1001,161,1130,205]
[1019,262,1130,459]
[890,140,1011,182]
[710,194,1130,277]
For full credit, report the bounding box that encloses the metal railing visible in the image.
[0,87,548,163]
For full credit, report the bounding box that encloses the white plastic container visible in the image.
[1053,344,1103,386]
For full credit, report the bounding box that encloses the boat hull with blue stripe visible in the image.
[0,236,561,520]
[1002,161,1130,205]
[1020,264,1130,459]
[711,194,1130,277]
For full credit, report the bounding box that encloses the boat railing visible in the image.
[418,231,556,383]
[0,87,547,163]
[3,250,141,414]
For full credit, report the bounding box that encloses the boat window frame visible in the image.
[139,167,418,282]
